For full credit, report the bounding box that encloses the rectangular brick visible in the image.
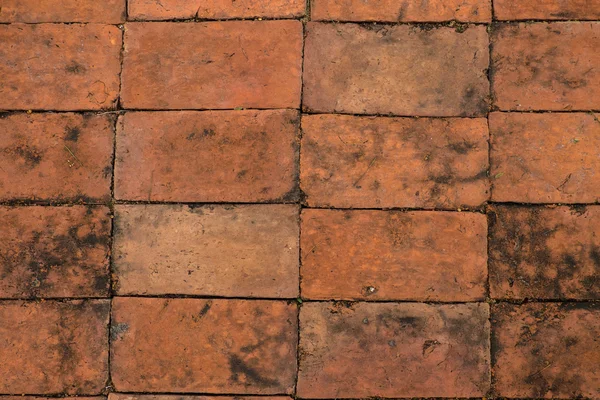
[115,110,299,202]
[301,114,489,208]
[0,113,114,202]
[0,206,111,298]
[111,298,297,393]
[492,303,600,398]
[494,0,600,21]
[492,23,600,111]
[303,23,489,116]
[109,395,289,400]
[0,24,122,110]
[0,0,125,23]
[297,302,490,398]
[121,21,303,109]
[301,209,487,301]
[129,0,305,20]
[312,0,491,22]
[0,300,109,394]
[114,204,299,297]
[490,112,600,203]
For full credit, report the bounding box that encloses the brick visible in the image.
[121,21,302,109]
[0,113,114,202]
[114,204,299,297]
[0,300,109,394]
[297,302,490,398]
[0,24,122,111]
[109,395,290,400]
[303,23,489,116]
[0,206,111,298]
[115,110,299,202]
[0,0,125,23]
[301,209,487,301]
[492,23,600,111]
[301,114,489,208]
[128,0,305,20]
[494,0,600,21]
[311,0,491,22]
[2,398,103,400]
[492,303,600,398]
[111,298,297,393]
[490,112,600,203]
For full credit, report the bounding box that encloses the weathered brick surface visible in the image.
[311,0,491,22]
[492,23,600,111]
[301,209,487,301]
[303,23,489,116]
[113,204,299,297]
[121,21,303,109]
[128,0,305,20]
[0,24,122,110]
[0,300,109,394]
[301,114,489,208]
[115,110,299,202]
[492,303,600,398]
[490,112,600,203]
[111,298,297,393]
[0,113,114,202]
[110,395,290,400]
[0,0,125,23]
[0,206,111,298]
[494,0,600,21]
[297,302,490,398]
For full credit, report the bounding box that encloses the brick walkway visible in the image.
[1,0,599,398]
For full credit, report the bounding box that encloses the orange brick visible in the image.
[0,0,125,23]
[490,112,600,203]
[492,23,600,111]
[297,302,490,398]
[0,300,109,394]
[0,206,111,298]
[129,0,305,20]
[301,209,487,301]
[494,0,600,20]
[492,303,600,398]
[0,113,114,202]
[301,114,489,208]
[311,0,491,22]
[115,110,299,202]
[0,24,122,111]
[303,23,489,116]
[113,204,299,297]
[121,21,303,109]
[110,395,290,400]
[111,298,297,393]
[2,398,103,400]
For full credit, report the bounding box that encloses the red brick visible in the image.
[0,0,125,23]
[492,303,600,398]
[301,114,489,208]
[111,298,297,393]
[492,23,600,111]
[128,0,305,20]
[0,300,109,394]
[301,209,487,301]
[115,110,299,202]
[490,112,600,203]
[311,0,491,22]
[110,395,290,400]
[0,206,111,298]
[0,24,122,111]
[2,398,103,400]
[494,0,600,21]
[0,113,114,202]
[121,21,302,109]
[113,204,299,297]
[303,23,489,116]
[297,302,490,397]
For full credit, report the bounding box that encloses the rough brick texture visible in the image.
[110,395,290,400]
[111,298,297,393]
[301,114,489,208]
[493,303,600,398]
[301,209,487,301]
[115,110,299,202]
[0,0,125,22]
[121,21,303,109]
[490,112,600,203]
[494,0,600,20]
[0,300,109,394]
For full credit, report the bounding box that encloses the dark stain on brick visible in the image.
[65,126,81,141]
[229,354,279,387]
[111,322,130,341]
[65,62,87,75]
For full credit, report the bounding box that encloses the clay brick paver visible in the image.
[492,303,600,398]
[0,0,125,23]
[109,396,291,400]
[110,298,297,393]
[494,0,600,21]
